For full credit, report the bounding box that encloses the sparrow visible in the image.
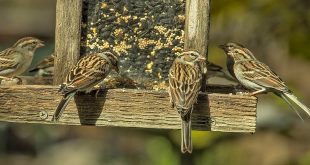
[219,42,310,118]
[52,52,119,122]
[29,53,54,77]
[205,61,235,82]
[0,37,44,80]
[168,50,206,153]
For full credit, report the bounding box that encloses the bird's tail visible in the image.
[181,119,192,154]
[278,93,304,121]
[52,93,75,122]
[281,92,310,117]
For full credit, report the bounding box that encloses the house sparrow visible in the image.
[52,52,119,122]
[0,37,44,81]
[29,53,54,77]
[168,50,206,153]
[219,42,310,118]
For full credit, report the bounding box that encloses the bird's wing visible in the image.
[206,61,223,72]
[235,59,288,92]
[61,55,110,94]
[169,62,202,116]
[0,49,19,72]
[30,53,54,71]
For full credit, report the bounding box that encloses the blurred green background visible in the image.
[0,0,310,165]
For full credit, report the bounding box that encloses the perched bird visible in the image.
[0,37,44,81]
[205,61,235,82]
[219,42,256,78]
[52,52,119,122]
[219,42,310,118]
[29,53,54,77]
[168,50,206,153]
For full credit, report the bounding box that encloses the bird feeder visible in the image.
[0,0,257,133]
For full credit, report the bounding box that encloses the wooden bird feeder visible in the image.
[0,0,257,133]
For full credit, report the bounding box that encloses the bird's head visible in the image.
[176,50,206,66]
[101,51,120,74]
[219,42,256,61]
[13,37,44,54]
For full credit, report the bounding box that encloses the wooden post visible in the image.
[54,0,83,85]
[184,0,211,92]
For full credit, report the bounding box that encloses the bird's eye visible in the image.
[234,50,239,53]
[190,54,196,58]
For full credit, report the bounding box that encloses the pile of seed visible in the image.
[81,0,185,90]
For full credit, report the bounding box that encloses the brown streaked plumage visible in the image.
[234,59,288,93]
[29,53,54,76]
[219,42,256,79]
[52,52,119,122]
[205,61,234,82]
[0,37,44,80]
[168,50,205,153]
[220,42,310,119]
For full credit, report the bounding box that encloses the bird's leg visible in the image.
[13,77,23,84]
[93,84,106,99]
[249,88,266,96]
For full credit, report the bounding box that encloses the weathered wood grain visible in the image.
[184,0,211,92]
[54,0,82,85]
[0,85,257,132]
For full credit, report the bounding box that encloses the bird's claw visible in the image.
[94,85,106,98]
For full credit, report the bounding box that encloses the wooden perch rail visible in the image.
[0,85,257,132]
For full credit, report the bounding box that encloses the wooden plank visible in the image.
[0,85,257,132]
[184,0,211,92]
[54,0,82,85]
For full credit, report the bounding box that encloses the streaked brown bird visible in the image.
[29,53,54,77]
[219,42,310,118]
[0,37,44,80]
[52,52,119,122]
[205,61,235,82]
[168,50,206,153]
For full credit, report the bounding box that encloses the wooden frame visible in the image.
[0,85,256,132]
[0,0,258,132]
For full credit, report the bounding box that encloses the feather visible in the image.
[168,51,204,153]
[283,92,310,117]
[181,113,192,153]
[53,52,119,121]
[52,93,75,122]
[221,43,310,119]
[0,37,44,78]
[29,54,54,72]
[234,60,289,92]
[277,93,304,121]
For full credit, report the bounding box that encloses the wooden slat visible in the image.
[0,85,257,132]
[54,0,82,85]
[184,0,211,92]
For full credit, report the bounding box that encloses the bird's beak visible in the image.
[198,56,206,61]
[37,41,45,47]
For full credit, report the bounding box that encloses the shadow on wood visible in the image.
[193,94,212,130]
[75,91,107,125]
